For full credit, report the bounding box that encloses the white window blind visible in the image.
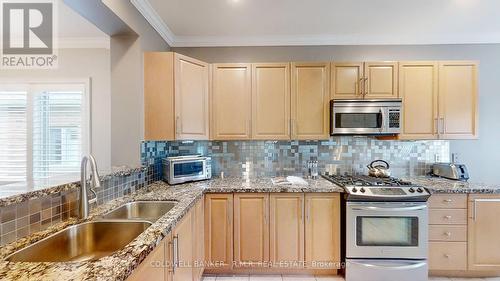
[0,87,28,184]
[0,83,89,184]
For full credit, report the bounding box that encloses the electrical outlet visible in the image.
[434,154,441,163]
[452,153,459,163]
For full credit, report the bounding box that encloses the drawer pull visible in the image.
[444,231,452,237]
[443,199,453,203]
[444,215,452,220]
[444,254,451,259]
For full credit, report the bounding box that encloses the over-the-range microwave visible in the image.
[330,99,402,135]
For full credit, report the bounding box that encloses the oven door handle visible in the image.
[348,260,427,270]
[351,205,427,212]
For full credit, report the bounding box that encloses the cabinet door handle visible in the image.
[434,118,439,135]
[175,116,181,135]
[444,231,452,237]
[168,240,175,274]
[444,215,452,220]
[444,254,451,259]
[358,78,364,96]
[364,77,368,97]
[439,117,445,134]
[173,235,179,269]
[443,199,452,203]
[306,201,310,222]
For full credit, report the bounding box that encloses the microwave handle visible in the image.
[378,109,384,132]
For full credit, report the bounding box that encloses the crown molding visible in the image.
[131,0,500,47]
[58,37,110,49]
[131,0,176,46]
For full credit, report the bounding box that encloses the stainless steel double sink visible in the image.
[5,201,177,262]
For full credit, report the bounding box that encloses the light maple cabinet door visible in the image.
[144,52,175,141]
[331,62,364,99]
[270,194,304,269]
[174,53,210,140]
[251,63,291,140]
[438,61,478,139]
[205,194,233,271]
[305,193,341,269]
[193,199,205,280]
[364,61,399,99]
[211,64,252,140]
[291,62,330,140]
[399,61,439,140]
[468,195,500,271]
[127,238,167,281]
[173,210,194,281]
[234,193,270,267]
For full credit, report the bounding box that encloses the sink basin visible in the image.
[102,201,177,222]
[5,221,151,262]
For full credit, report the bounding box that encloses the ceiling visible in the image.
[132,0,500,47]
[59,0,109,48]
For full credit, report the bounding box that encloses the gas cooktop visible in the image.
[322,174,431,202]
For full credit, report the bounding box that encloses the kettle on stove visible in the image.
[367,160,391,178]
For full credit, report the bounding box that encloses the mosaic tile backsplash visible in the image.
[141,137,450,179]
[0,167,156,246]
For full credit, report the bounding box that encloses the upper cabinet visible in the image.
[252,63,291,140]
[331,62,398,100]
[399,61,478,140]
[174,54,210,140]
[438,61,478,139]
[211,64,252,140]
[291,62,330,140]
[399,61,439,139]
[144,52,210,141]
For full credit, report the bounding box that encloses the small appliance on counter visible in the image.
[432,163,469,181]
[163,155,212,185]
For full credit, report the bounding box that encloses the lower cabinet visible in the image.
[193,199,205,279]
[172,209,194,281]
[269,194,304,269]
[205,194,233,271]
[127,237,169,281]
[233,193,270,267]
[305,193,341,269]
[468,195,500,271]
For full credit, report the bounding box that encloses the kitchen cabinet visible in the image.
[233,193,270,267]
[144,52,210,141]
[144,52,175,141]
[251,63,291,140]
[468,195,500,271]
[127,237,168,281]
[291,62,330,140]
[172,208,194,281]
[269,194,304,268]
[211,63,252,140]
[205,194,233,271]
[304,193,341,270]
[331,62,398,100]
[193,199,205,280]
[438,61,478,139]
[399,61,439,139]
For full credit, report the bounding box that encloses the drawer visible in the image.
[429,242,467,271]
[429,194,467,209]
[429,209,467,225]
[429,225,467,242]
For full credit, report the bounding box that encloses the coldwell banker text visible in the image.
[1,0,58,69]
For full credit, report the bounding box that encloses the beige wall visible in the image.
[173,44,500,184]
[0,48,112,171]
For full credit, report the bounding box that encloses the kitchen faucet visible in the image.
[79,155,101,219]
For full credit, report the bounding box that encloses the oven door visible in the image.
[346,202,428,259]
[331,105,386,135]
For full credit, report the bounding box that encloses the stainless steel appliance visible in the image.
[163,155,212,185]
[432,163,469,181]
[330,99,402,135]
[322,174,430,281]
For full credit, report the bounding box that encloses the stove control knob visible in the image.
[360,188,366,193]
[409,188,415,193]
[351,187,358,193]
[417,188,424,193]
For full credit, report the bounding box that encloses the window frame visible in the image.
[0,78,91,182]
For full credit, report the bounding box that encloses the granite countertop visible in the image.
[404,176,500,194]
[0,176,342,281]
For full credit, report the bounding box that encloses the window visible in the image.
[0,83,89,185]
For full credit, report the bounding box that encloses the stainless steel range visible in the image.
[323,174,430,281]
